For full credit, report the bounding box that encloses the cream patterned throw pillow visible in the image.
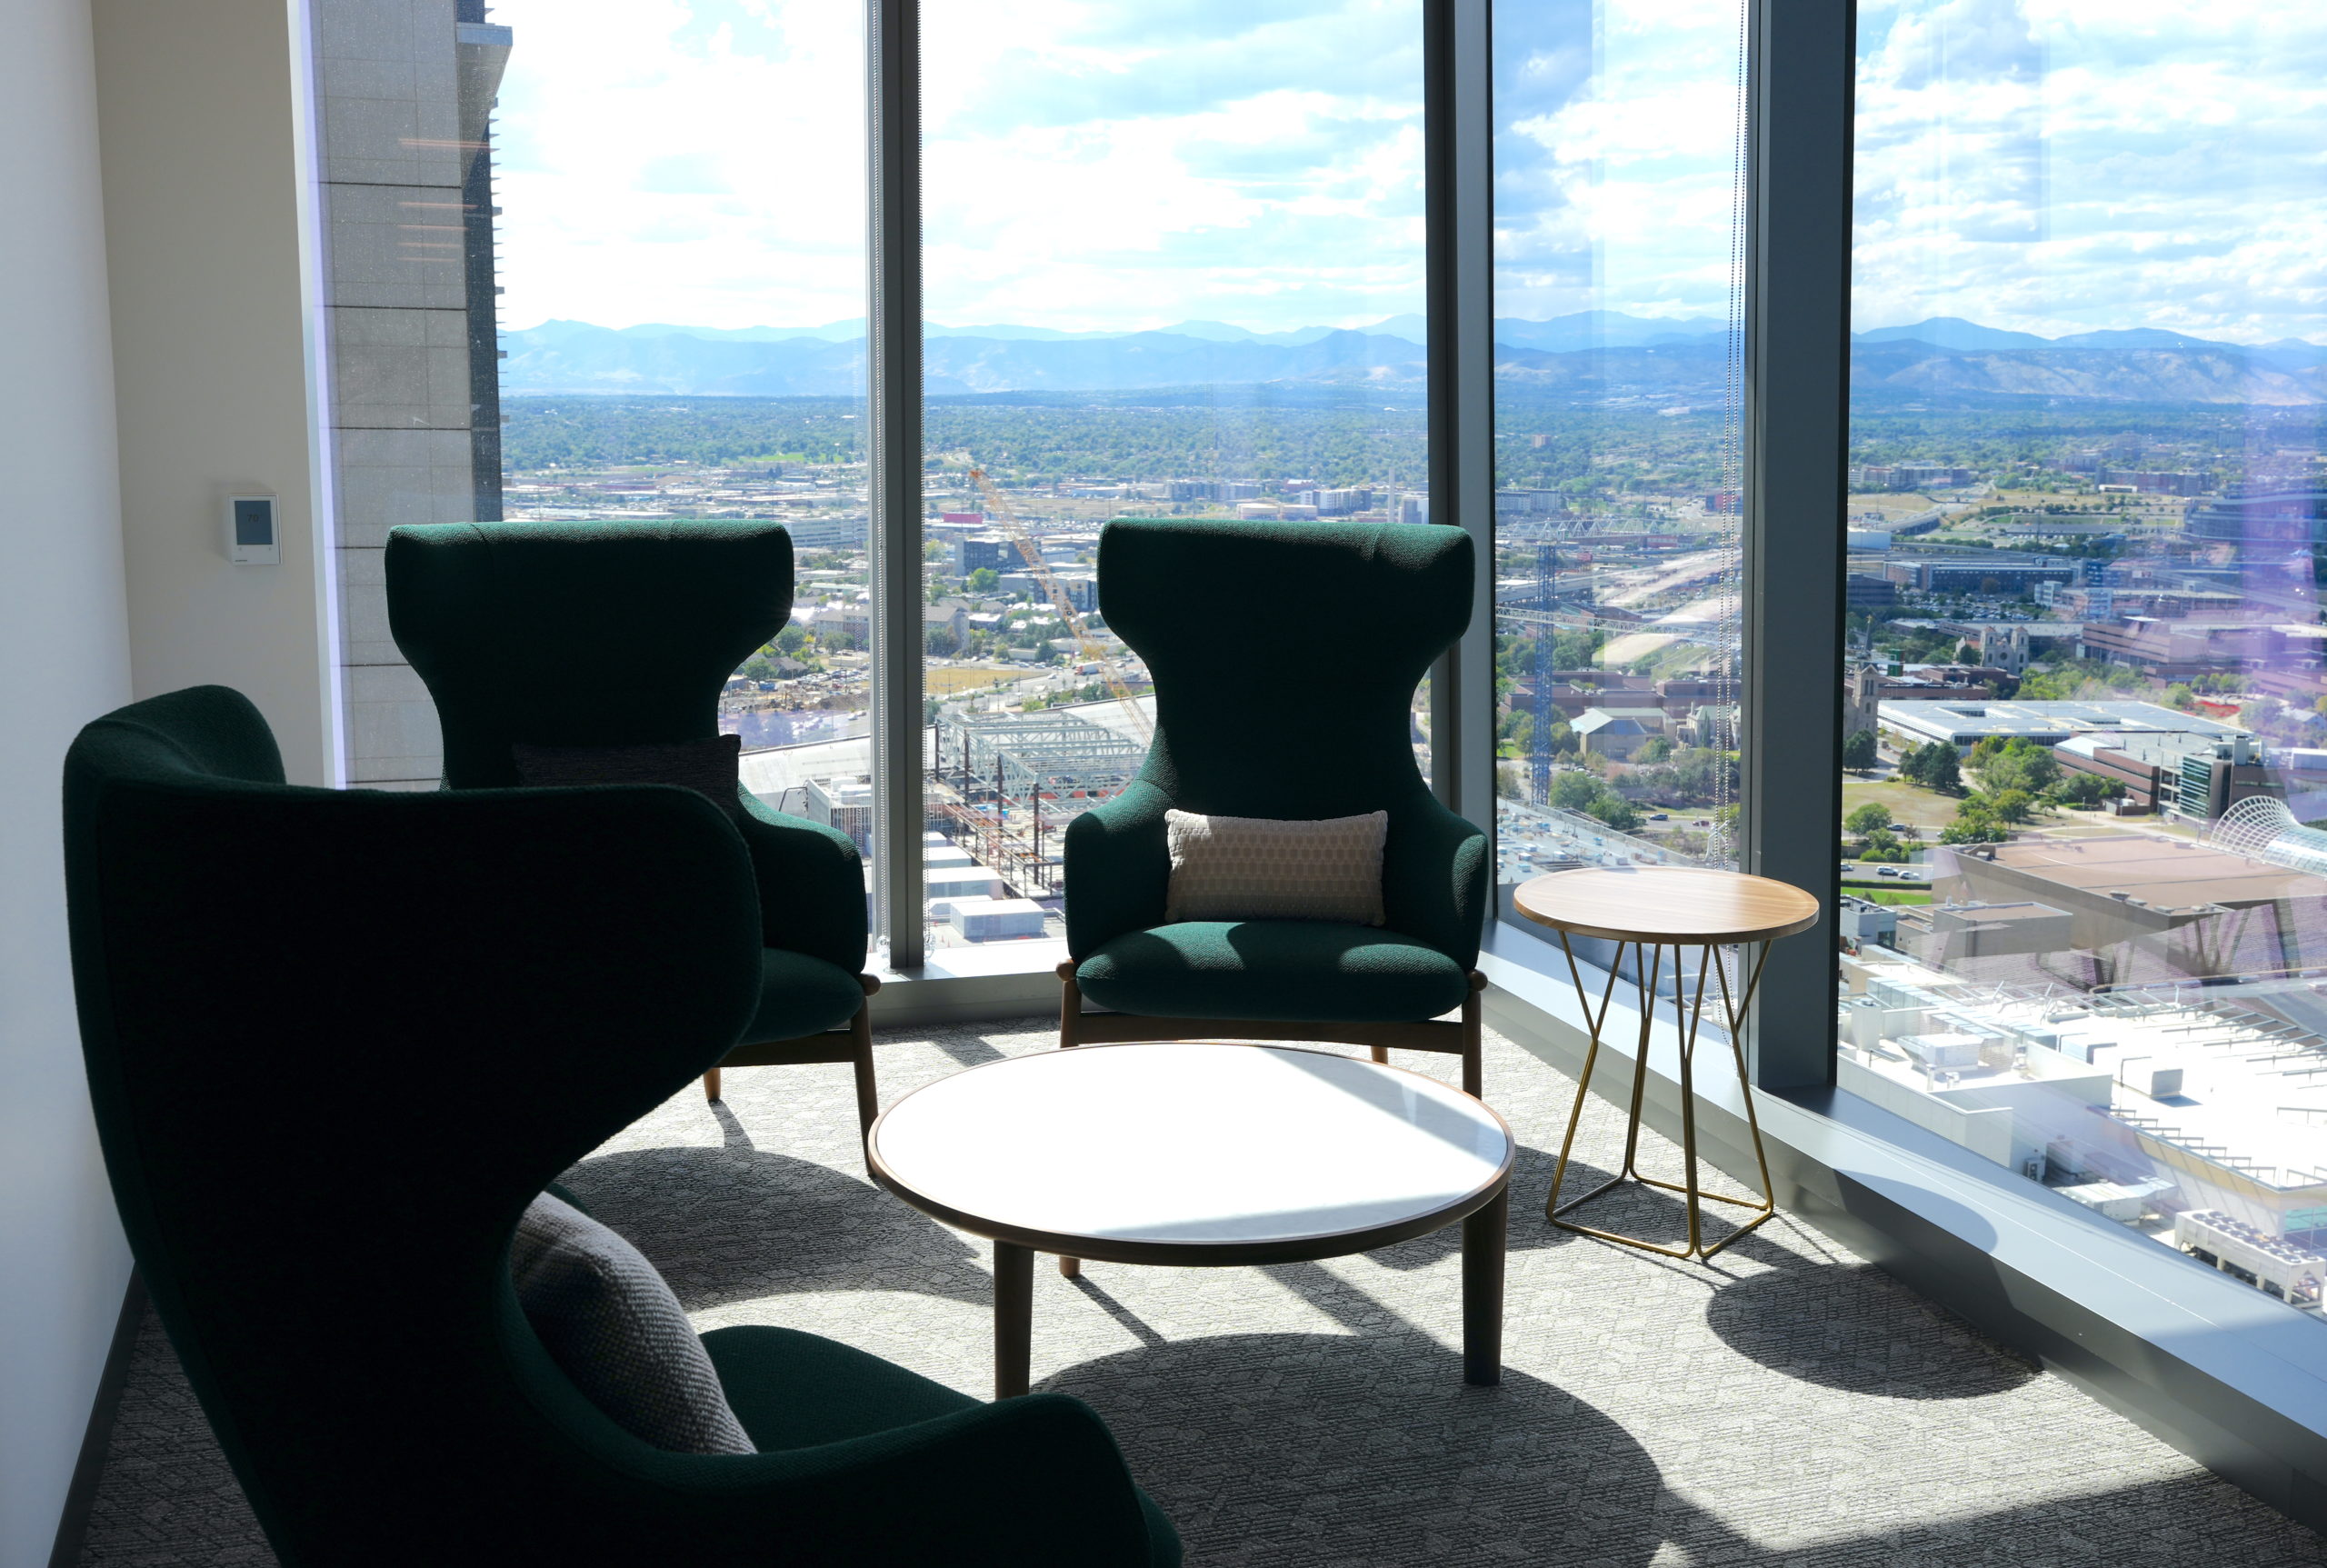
[1165,809,1388,925]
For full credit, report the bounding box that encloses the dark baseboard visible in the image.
[48,1270,145,1568]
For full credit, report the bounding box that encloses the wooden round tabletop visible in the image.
[1513,864,1821,945]
[866,1043,1514,1268]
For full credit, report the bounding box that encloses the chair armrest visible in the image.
[1064,782,1173,961]
[734,791,869,974]
[712,1393,1164,1566]
[1383,800,1491,970]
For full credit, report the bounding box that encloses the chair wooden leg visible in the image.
[1461,972,1486,1100]
[849,999,879,1142]
[1370,1046,1390,1065]
[1055,962,1084,1274]
[1055,961,1081,1049]
[703,1067,722,1103]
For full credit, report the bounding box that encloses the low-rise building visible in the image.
[1572,707,1663,759]
[1877,698,2242,754]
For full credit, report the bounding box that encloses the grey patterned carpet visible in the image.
[77,1019,2327,1566]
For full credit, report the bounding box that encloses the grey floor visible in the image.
[78,1019,2327,1566]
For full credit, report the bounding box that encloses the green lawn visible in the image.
[1856,888,1933,906]
[1841,774,1962,834]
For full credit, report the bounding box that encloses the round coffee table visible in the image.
[866,1042,1515,1398]
[1513,865,1820,1263]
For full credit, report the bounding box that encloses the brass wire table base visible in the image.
[1543,932,1777,1263]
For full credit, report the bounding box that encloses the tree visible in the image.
[1586,792,1643,834]
[774,624,809,655]
[1940,805,2008,844]
[1845,802,1893,840]
[925,625,962,657]
[1842,727,1879,773]
[1902,742,1962,793]
[968,567,1000,594]
[1550,770,1603,812]
[1987,788,2034,824]
[1972,736,2060,796]
[1635,736,1673,764]
[1861,828,1908,864]
[2052,772,2120,809]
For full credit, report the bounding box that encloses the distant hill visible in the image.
[499,315,2327,404]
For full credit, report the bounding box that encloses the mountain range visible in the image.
[499,313,2327,405]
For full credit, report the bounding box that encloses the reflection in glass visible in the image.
[1837,4,2327,1321]
[480,1,875,950]
[1491,0,1750,922]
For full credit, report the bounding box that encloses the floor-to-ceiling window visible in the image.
[913,1,1432,957]
[310,0,875,950]
[1489,0,1751,914]
[1836,2,2327,1323]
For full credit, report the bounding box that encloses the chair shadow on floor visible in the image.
[1703,1259,2039,1400]
[558,1102,990,1312]
[1039,1331,1680,1568]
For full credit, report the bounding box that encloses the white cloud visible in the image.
[1853,1,2327,343]
[485,1,2327,345]
[489,0,1425,335]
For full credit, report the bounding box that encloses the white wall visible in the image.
[0,2,135,1563]
[94,0,341,786]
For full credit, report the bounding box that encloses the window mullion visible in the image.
[1741,0,1854,1088]
[867,0,924,969]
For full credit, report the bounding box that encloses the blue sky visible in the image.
[488,1,2325,345]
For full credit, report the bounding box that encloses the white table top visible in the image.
[868,1043,1513,1254]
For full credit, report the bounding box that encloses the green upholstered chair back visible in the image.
[1100,519,1470,819]
[61,686,807,1564]
[385,520,793,787]
[1071,519,1487,967]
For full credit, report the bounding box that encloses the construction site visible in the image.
[924,702,1153,904]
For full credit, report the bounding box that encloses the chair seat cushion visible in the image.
[1075,921,1470,1024]
[704,1326,1183,1567]
[745,948,864,1044]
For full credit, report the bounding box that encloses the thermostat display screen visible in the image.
[233,497,274,546]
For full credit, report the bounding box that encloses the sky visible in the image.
[488,0,2326,345]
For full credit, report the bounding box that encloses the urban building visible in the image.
[804,774,874,852]
[2184,484,2327,551]
[956,534,1017,575]
[312,0,512,789]
[1884,554,2079,595]
[1876,698,2242,754]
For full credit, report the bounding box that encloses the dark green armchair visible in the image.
[386,519,877,1124]
[1062,519,1490,1089]
[61,685,1177,1568]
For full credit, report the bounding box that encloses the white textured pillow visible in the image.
[1165,808,1388,925]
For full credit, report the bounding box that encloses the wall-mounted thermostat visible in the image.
[223,494,279,565]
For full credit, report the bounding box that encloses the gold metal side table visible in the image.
[1513,865,1820,1262]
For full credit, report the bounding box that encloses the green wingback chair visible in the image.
[386,519,877,1123]
[1061,519,1491,1089]
[61,685,1178,1568]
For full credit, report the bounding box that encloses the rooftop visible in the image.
[1952,834,2327,915]
[1880,698,2245,746]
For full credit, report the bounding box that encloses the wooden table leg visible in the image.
[994,1241,1034,1400]
[1461,1186,1507,1387]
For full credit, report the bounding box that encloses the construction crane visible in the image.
[965,466,1153,738]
